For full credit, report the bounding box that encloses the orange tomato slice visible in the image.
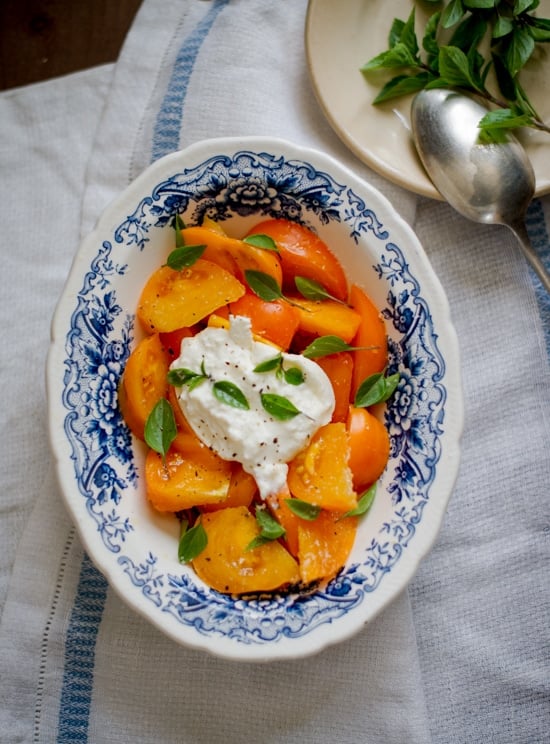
[137,259,245,333]
[118,333,169,440]
[346,405,390,489]
[349,284,388,399]
[287,423,357,512]
[229,291,300,350]
[192,506,300,594]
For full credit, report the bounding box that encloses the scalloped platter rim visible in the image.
[47,137,463,662]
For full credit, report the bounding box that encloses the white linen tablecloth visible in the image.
[0,1,548,742]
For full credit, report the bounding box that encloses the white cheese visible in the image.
[171,315,335,499]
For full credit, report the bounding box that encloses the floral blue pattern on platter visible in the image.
[52,141,461,658]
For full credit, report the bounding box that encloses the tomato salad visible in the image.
[118,216,398,595]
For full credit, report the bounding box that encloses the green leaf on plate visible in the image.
[372,72,434,104]
[441,0,467,29]
[178,521,208,563]
[301,335,352,359]
[360,42,419,72]
[294,275,344,303]
[261,393,301,420]
[282,366,305,386]
[354,371,400,408]
[340,483,377,519]
[244,269,284,302]
[166,243,206,270]
[173,213,185,247]
[253,354,283,374]
[167,367,207,390]
[243,234,279,251]
[245,506,286,551]
[212,380,250,410]
[505,26,535,77]
[285,498,321,521]
[144,398,177,460]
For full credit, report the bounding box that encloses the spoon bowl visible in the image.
[411,88,550,293]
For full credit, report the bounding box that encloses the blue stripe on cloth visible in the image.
[56,5,228,741]
[525,199,550,359]
[151,0,230,162]
[57,554,108,742]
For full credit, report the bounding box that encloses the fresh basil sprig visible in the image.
[361,3,550,135]
[144,398,177,461]
[254,353,305,385]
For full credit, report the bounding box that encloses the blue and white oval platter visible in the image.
[47,137,463,661]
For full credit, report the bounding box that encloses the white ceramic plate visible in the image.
[306,0,550,199]
[47,137,463,661]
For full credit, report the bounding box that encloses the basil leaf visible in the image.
[491,50,516,102]
[243,234,278,251]
[302,335,352,359]
[213,380,250,410]
[178,521,208,563]
[253,354,282,373]
[245,506,286,551]
[244,269,283,302]
[261,393,301,420]
[295,276,340,302]
[144,398,177,459]
[255,506,286,538]
[388,18,405,48]
[285,498,321,521]
[516,0,538,13]
[505,26,535,76]
[283,367,305,386]
[245,535,272,550]
[173,214,185,247]
[450,14,488,53]
[360,42,419,72]
[441,0,466,28]
[478,108,533,131]
[400,7,419,57]
[355,372,400,408]
[529,23,550,42]
[372,72,433,104]
[166,243,206,270]
[341,484,377,519]
[438,45,481,89]
[423,11,441,59]
[493,16,514,39]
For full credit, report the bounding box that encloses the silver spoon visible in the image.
[410,88,550,293]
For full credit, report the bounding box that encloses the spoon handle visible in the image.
[508,220,550,295]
